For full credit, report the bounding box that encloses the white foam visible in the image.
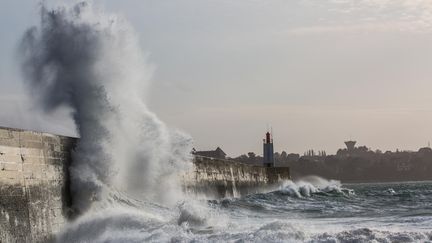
[278,176,348,197]
[20,1,193,213]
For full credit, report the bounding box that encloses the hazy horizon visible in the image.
[1,0,432,156]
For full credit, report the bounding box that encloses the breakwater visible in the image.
[0,127,290,242]
[0,127,74,242]
[184,156,289,198]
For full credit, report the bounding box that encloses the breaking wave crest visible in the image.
[211,222,432,242]
[20,1,192,213]
[314,228,432,243]
[277,176,355,198]
[19,2,432,243]
[19,2,199,242]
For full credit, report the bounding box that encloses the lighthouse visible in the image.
[263,131,274,167]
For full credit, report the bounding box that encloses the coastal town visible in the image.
[194,133,432,183]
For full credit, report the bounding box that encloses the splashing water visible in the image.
[20,2,192,213]
[18,2,432,242]
[278,176,353,197]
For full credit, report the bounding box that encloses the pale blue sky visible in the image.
[1,0,432,156]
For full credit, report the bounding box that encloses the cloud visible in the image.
[287,20,423,35]
[292,0,432,34]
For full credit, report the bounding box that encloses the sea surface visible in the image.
[59,178,432,242]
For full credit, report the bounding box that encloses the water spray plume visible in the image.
[14,2,432,242]
[19,1,193,214]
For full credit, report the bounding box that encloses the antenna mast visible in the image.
[271,126,273,142]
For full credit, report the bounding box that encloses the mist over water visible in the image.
[18,2,432,242]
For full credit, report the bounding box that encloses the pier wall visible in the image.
[184,156,290,198]
[0,127,290,242]
[0,127,74,243]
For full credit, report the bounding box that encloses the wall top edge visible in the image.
[0,125,78,140]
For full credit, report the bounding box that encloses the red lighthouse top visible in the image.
[265,132,271,144]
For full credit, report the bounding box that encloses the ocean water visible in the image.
[22,3,432,242]
[58,178,432,242]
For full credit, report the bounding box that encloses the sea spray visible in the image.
[17,2,432,242]
[278,176,351,197]
[19,1,192,214]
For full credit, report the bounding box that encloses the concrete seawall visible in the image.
[0,127,74,242]
[184,156,290,198]
[0,127,290,242]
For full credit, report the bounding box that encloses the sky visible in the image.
[1,0,432,156]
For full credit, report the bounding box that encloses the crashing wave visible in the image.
[315,227,432,243]
[277,176,355,198]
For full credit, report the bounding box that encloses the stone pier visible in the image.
[0,126,290,242]
[0,127,75,242]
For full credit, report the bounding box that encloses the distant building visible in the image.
[192,147,226,159]
[263,131,274,167]
[337,140,358,157]
[418,147,432,157]
[287,153,300,162]
[345,141,356,151]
